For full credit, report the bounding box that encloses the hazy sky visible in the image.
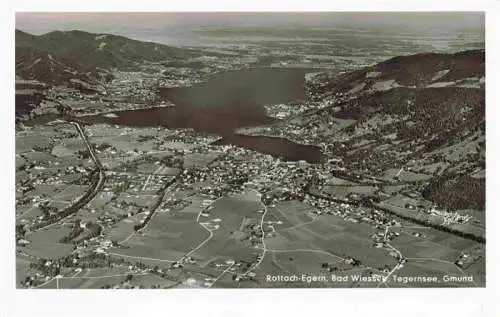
[16,12,484,32]
[15,12,484,47]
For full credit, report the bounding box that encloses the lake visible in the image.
[27,67,324,163]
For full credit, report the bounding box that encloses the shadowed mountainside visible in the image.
[15,29,220,88]
[309,49,484,100]
[16,29,205,70]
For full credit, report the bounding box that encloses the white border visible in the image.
[2,1,499,317]
[5,0,499,12]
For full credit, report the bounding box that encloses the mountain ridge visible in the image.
[15,29,205,69]
[15,29,223,89]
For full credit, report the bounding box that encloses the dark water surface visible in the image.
[159,67,314,108]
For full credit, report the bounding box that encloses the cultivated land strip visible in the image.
[30,121,106,231]
[242,190,269,276]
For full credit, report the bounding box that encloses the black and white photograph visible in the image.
[2,1,499,317]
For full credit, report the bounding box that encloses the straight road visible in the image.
[31,121,106,231]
